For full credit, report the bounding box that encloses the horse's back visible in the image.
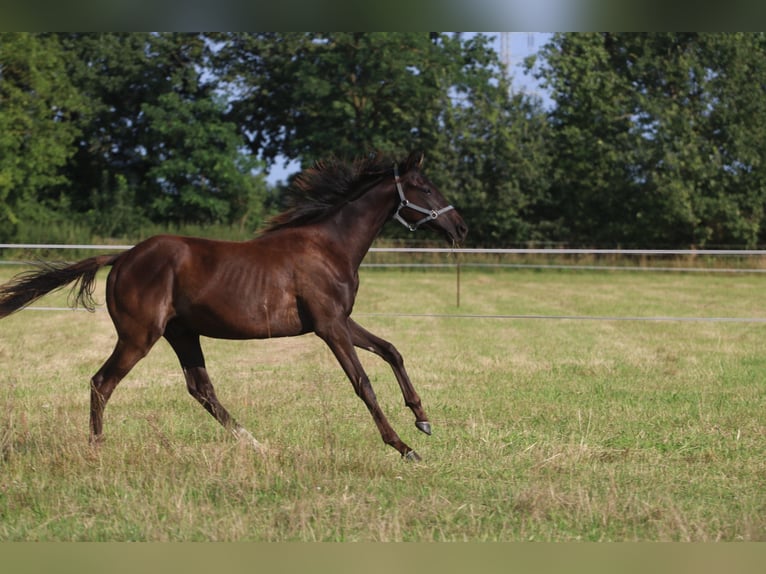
[108,234,199,291]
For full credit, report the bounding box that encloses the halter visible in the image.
[392,164,455,232]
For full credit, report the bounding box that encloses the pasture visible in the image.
[0,263,764,541]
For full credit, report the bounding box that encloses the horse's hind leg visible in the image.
[90,339,150,443]
[348,319,431,436]
[163,325,263,451]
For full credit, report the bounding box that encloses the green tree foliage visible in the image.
[215,33,451,165]
[57,33,267,235]
[141,92,263,227]
[533,32,766,247]
[4,33,766,248]
[0,33,87,240]
[434,38,552,244]
[213,32,551,244]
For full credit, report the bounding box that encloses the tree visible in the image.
[141,92,264,226]
[533,32,766,247]
[0,33,87,240]
[433,37,552,245]
[214,32,552,244]
[57,33,267,234]
[214,33,456,167]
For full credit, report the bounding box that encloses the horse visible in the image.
[0,150,467,460]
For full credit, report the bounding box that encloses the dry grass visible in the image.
[0,266,764,540]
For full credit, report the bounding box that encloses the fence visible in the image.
[1,243,765,323]
[5,244,766,255]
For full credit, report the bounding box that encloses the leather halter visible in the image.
[392,165,455,232]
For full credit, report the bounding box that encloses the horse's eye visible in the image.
[422,187,432,195]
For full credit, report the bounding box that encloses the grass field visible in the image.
[0,264,764,541]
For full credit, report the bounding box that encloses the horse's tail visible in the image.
[0,253,122,319]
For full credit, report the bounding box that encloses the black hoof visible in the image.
[403,449,422,462]
[415,421,432,435]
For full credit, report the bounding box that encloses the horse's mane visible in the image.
[259,151,423,234]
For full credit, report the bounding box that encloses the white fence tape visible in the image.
[2,243,764,323]
[3,243,766,256]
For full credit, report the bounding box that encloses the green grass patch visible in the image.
[0,266,764,540]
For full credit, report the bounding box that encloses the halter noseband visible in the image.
[392,164,454,232]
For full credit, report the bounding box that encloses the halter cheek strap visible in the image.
[392,165,455,232]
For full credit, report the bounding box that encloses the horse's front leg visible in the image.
[317,320,421,461]
[348,319,431,436]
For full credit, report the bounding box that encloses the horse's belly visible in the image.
[177,299,309,340]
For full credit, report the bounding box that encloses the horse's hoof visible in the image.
[89,434,105,446]
[415,421,432,435]
[403,449,422,462]
[233,427,266,453]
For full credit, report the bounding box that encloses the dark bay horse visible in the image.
[0,151,467,460]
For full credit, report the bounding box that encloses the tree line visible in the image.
[2,32,766,248]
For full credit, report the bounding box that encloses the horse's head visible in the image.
[393,151,468,244]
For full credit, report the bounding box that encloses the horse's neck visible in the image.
[328,179,397,267]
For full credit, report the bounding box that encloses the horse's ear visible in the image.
[405,150,425,170]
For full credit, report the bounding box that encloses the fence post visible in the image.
[456,261,461,308]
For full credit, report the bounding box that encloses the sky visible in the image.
[264,32,550,185]
[499,32,552,99]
